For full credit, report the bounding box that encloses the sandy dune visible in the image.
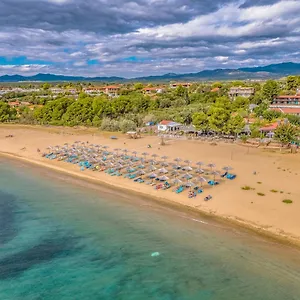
[1,124,300,244]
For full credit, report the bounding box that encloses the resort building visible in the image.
[270,95,300,115]
[101,85,121,97]
[157,120,182,132]
[143,87,165,94]
[169,82,191,88]
[228,87,255,99]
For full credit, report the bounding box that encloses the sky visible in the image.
[1,0,300,78]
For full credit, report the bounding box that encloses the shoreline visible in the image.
[2,150,300,249]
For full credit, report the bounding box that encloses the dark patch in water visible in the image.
[0,191,17,245]
[0,236,78,280]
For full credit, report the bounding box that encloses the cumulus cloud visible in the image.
[0,0,300,77]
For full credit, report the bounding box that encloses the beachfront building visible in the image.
[228,87,255,99]
[157,120,182,132]
[270,95,300,115]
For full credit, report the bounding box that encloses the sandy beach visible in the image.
[1,124,300,244]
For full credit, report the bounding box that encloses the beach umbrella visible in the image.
[172,178,182,186]
[223,166,233,172]
[161,161,169,167]
[196,161,205,167]
[207,163,216,171]
[152,154,159,159]
[184,166,193,171]
[159,168,168,174]
[211,171,220,181]
[197,176,207,187]
[159,175,169,181]
[103,145,109,149]
[195,168,204,174]
[148,165,157,172]
[185,181,195,188]
[137,170,146,176]
[149,173,157,179]
[161,155,168,161]
[184,160,192,166]
[123,149,128,154]
[173,164,181,170]
[182,173,193,180]
[174,157,182,163]
[132,151,138,157]
[142,152,149,159]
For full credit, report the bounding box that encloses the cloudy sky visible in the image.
[1,0,300,77]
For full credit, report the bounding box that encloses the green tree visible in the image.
[286,76,300,91]
[274,123,298,146]
[227,114,245,136]
[192,112,208,131]
[42,83,51,90]
[232,96,249,111]
[208,107,231,133]
[0,102,14,122]
[262,80,279,103]
[134,82,144,90]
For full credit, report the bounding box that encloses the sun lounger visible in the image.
[175,186,184,194]
[204,195,212,201]
[226,174,236,180]
[221,172,228,178]
[208,180,219,186]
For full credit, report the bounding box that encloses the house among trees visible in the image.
[101,85,121,97]
[228,87,255,99]
[270,95,300,115]
[169,82,191,88]
[142,87,165,94]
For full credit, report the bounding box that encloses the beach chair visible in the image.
[204,195,212,201]
[175,186,184,194]
[221,172,228,178]
[208,180,219,186]
[226,174,236,180]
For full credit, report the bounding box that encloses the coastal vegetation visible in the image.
[0,77,300,144]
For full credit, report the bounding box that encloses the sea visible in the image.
[1,157,300,300]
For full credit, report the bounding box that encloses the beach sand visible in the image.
[1,124,300,244]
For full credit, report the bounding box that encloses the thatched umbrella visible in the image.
[142,152,149,160]
[182,173,193,180]
[211,171,220,181]
[223,166,233,172]
[197,176,207,187]
[172,178,182,186]
[195,168,204,174]
[149,172,157,178]
[159,175,169,181]
[148,165,157,172]
[184,159,192,166]
[207,163,216,171]
[159,168,168,174]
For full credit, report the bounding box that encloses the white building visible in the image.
[158,120,182,132]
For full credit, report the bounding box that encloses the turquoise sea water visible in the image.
[1,158,300,300]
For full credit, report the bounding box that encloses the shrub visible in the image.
[241,186,254,190]
[100,118,120,132]
[119,119,137,133]
[282,199,293,204]
[257,182,262,184]
[270,189,278,193]
[257,192,265,196]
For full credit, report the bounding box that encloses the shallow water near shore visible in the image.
[1,158,300,300]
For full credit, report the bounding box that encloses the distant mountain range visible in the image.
[1,62,300,83]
